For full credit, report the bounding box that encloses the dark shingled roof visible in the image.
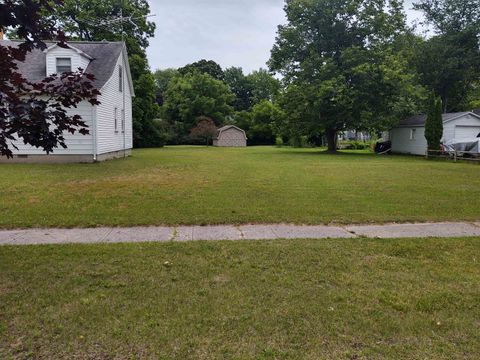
[0,40,124,90]
[397,112,472,127]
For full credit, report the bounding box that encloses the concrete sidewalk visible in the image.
[1,222,480,246]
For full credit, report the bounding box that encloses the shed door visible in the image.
[455,126,480,140]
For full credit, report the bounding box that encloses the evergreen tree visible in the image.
[425,92,444,150]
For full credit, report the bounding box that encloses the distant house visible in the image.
[390,112,480,155]
[0,40,134,163]
[338,130,371,142]
[213,125,247,147]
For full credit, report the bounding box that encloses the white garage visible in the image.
[455,125,480,140]
[390,112,480,155]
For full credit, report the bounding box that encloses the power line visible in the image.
[86,5,157,159]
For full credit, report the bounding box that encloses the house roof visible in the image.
[0,40,126,91]
[396,112,480,127]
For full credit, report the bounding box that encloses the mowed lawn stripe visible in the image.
[0,237,479,359]
[0,146,479,228]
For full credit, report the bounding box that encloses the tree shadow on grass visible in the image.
[274,148,377,157]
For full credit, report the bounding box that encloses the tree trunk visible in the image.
[325,129,337,153]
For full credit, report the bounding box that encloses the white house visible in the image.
[0,40,134,163]
[390,112,480,155]
[213,125,247,147]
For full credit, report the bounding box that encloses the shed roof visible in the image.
[396,112,480,127]
[214,125,247,139]
[1,40,125,91]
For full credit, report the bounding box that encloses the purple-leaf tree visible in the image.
[190,116,218,146]
[0,0,101,158]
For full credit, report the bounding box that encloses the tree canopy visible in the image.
[413,0,480,34]
[163,72,234,140]
[269,0,419,151]
[178,60,225,81]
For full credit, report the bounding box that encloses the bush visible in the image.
[339,140,374,150]
[275,136,284,147]
[289,135,310,148]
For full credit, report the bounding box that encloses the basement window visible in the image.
[56,58,72,73]
[114,107,118,133]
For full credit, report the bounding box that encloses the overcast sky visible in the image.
[146,0,424,74]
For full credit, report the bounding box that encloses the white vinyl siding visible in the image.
[10,43,133,159]
[390,126,427,155]
[390,113,480,155]
[95,52,133,155]
[10,100,94,155]
[443,114,480,140]
[455,126,480,139]
[46,46,90,76]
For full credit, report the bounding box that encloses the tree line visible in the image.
[1,0,479,156]
[154,0,480,151]
[153,62,284,146]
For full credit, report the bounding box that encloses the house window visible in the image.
[410,128,416,140]
[56,58,72,73]
[119,65,123,92]
[121,109,125,133]
[114,107,118,132]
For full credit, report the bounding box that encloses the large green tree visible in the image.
[413,32,480,112]
[178,60,225,81]
[269,0,420,151]
[248,100,286,145]
[49,0,163,147]
[153,68,179,106]
[412,0,480,112]
[224,67,253,111]
[413,0,480,34]
[163,72,234,140]
[246,69,281,105]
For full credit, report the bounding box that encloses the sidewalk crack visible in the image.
[170,227,178,241]
[101,228,114,243]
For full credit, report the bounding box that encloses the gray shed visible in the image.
[213,125,247,147]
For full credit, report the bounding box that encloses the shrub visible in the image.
[275,136,284,147]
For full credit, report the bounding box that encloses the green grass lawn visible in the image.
[1,237,479,359]
[0,146,479,229]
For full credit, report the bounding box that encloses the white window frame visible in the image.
[56,58,72,73]
[410,128,416,140]
[119,65,123,92]
[121,109,125,133]
[114,107,118,133]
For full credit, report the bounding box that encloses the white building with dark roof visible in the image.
[390,112,480,155]
[0,40,134,163]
